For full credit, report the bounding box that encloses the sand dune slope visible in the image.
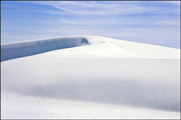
[1,36,180,119]
[1,35,180,61]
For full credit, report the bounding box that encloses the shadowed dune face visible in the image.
[1,37,89,62]
[16,79,180,112]
[2,58,180,112]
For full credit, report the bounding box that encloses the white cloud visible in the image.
[25,1,169,15]
[59,18,120,26]
[153,20,180,26]
[162,1,180,6]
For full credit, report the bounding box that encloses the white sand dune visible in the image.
[1,35,180,119]
[1,35,180,61]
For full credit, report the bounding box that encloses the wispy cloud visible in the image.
[161,1,180,6]
[153,19,180,26]
[26,1,179,15]
[1,1,180,48]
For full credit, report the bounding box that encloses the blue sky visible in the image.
[1,1,180,48]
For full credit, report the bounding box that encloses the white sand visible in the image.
[1,35,180,119]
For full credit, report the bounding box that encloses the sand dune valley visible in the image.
[1,35,180,119]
